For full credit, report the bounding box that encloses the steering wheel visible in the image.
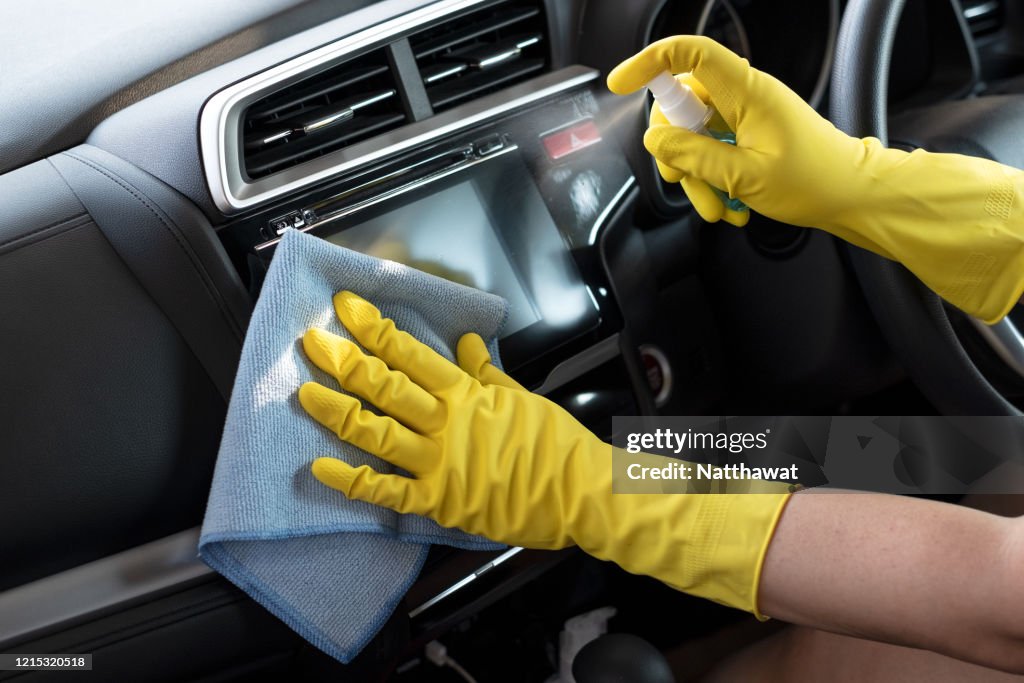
[830,0,1023,416]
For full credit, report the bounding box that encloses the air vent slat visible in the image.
[422,61,471,85]
[428,59,545,110]
[420,33,541,87]
[246,112,406,177]
[412,6,539,59]
[246,64,390,121]
[241,49,406,179]
[245,88,397,148]
[411,0,549,113]
[456,33,543,68]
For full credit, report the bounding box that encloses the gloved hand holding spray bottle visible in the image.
[609,35,1024,323]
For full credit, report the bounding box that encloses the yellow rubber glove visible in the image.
[299,291,792,616]
[608,36,1024,324]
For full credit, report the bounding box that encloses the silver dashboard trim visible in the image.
[199,0,598,214]
[535,333,622,396]
[408,547,525,618]
[254,143,520,251]
[588,176,636,245]
[0,529,211,645]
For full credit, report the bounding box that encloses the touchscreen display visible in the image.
[327,180,540,335]
[319,146,599,363]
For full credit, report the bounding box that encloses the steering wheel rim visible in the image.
[829,0,1021,416]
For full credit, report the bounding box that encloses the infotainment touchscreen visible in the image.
[326,180,540,336]
[320,145,600,369]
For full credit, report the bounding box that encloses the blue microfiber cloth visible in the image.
[199,229,507,663]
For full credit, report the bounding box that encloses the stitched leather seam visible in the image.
[62,152,244,342]
[0,212,90,254]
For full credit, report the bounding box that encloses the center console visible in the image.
[218,68,637,394]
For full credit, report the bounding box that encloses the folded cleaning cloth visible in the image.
[199,229,508,663]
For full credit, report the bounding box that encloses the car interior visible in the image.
[2,0,1024,680]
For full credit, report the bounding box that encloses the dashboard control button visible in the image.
[474,134,506,156]
[639,345,673,407]
[542,120,602,160]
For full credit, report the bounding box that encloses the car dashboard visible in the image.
[1,0,1010,679]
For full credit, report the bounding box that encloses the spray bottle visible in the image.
[646,71,748,213]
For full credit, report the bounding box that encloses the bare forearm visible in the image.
[758,491,1024,673]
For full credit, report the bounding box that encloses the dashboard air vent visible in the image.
[241,49,406,179]
[962,0,1003,37]
[410,0,549,112]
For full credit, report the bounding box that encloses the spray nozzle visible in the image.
[646,71,710,132]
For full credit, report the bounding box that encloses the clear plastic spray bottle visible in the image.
[646,71,748,213]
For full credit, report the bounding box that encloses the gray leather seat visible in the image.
[0,146,250,589]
